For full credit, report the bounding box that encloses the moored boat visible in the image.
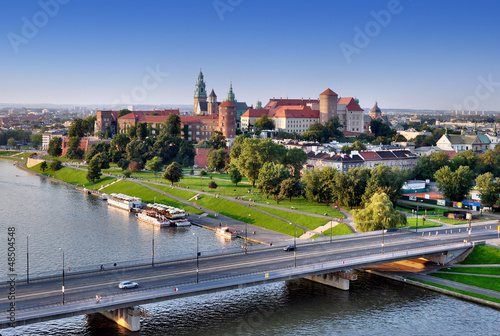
[107,193,143,212]
[135,210,172,227]
[216,226,238,239]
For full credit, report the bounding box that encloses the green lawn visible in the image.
[405,217,442,229]
[407,278,500,304]
[41,155,74,162]
[161,175,256,197]
[437,267,500,276]
[253,205,329,231]
[321,223,354,236]
[460,245,500,264]
[429,273,500,292]
[101,180,203,215]
[193,194,300,236]
[396,205,445,216]
[0,151,20,156]
[144,182,199,200]
[253,198,346,218]
[30,164,117,189]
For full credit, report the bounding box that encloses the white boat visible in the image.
[136,210,172,227]
[146,203,189,220]
[107,193,142,212]
[171,219,191,227]
[216,227,238,239]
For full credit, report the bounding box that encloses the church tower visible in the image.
[227,81,236,103]
[194,70,207,114]
[319,88,338,124]
[370,102,382,119]
[208,89,218,115]
[219,100,237,140]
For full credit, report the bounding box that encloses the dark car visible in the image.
[283,245,295,251]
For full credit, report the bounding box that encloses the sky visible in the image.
[0,0,499,111]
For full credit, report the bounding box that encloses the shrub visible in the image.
[123,170,132,178]
[50,160,63,171]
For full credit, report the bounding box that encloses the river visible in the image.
[1,160,499,335]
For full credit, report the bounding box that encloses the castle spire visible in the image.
[227,81,236,103]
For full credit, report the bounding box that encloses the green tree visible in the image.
[284,147,307,178]
[434,165,475,202]
[236,138,262,187]
[478,149,499,174]
[350,140,366,152]
[302,169,321,202]
[229,165,243,186]
[254,114,275,130]
[146,156,164,175]
[362,165,408,206]
[413,151,450,181]
[317,167,337,203]
[257,163,290,203]
[369,119,396,138]
[40,161,48,172]
[117,158,130,170]
[30,133,43,149]
[86,156,102,182]
[341,145,351,154]
[65,137,84,160]
[104,127,112,139]
[475,173,500,208]
[137,122,148,140]
[279,178,304,202]
[162,162,183,185]
[94,152,110,169]
[47,137,62,157]
[118,109,131,118]
[333,167,371,208]
[207,148,227,172]
[209,131,227,149]
[324,116,343,140]
[68,119,85,138]
[50,159,62,171]
[451,150,480,173]
[162,113,181,137]
[7,137,16,147]
[127,125,137,139]
[208,180,218,190]
[353,192,407,232]
[110,133,130,152]
[303,122,328,142]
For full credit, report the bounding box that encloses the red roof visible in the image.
[358,151,381,160]
[220,100,236,107]
[180,114,219,123]
[337,97,363,111]
[273,105,319,118]
[319,88,338,96]
[441,150,456,160]
[241,109,270,118]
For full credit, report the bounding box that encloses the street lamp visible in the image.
[330,215,333,243]
[59,248,65,305]
[468,210,472,242]
[290,223,297,267]
[416,205,419,233]
[193,233,199,283]
[245,214,250,254]
[152,226,155,267]
[26,235,30,284]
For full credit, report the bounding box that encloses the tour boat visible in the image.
[107,193,143,212]
[146,203,189,220]
[216,226,238,239]
[135,210,172,227]
[171,219,191,227]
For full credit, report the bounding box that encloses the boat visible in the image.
[139,203,191,227]
[107,193,143,212]
[216,226,238,239]
[171,219,191,227]
[99,193,108,200]
[136,210,172,227]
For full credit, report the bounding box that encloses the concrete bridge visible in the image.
[1,228,495,332]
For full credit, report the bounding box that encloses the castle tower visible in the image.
[219,100,237,140]
[194,70,207,114]
[255,100,262,109]
[319,88,338,124]
[370,101,382,119]
[227,81,236,103]
[208,89,217,115]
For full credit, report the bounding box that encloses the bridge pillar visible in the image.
[305,271,357,290]
[100,306,141,331]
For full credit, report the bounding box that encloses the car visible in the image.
[283,245,295,251]
[118,281,139,289]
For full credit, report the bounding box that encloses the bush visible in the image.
[200,170,207,176]
[117,158,130,170]
[123,170,132,178]
[50,160,63,171]
[190,168,194,175]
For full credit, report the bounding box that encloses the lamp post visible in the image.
[193,233,199,283]
[468,210,472,242]
[245,214,249,254]
[26,235,30,284]
[294,226,297,267]
[59,248,65,304]
[330,215,333,243]
[151,226,155,267]
[416,205,419,233]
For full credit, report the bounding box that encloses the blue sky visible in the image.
[1,0,499,111]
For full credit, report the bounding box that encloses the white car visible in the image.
[118,281,139,289]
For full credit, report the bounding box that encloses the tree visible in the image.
[209,131,227,149]
[162,162,183,185]
[303,122,328,142]
[68,119,85,138]
[413,151,450,181]
[341,145,351,154]
[478,149,500,174]
[127,125,137,139]
[162,114,181,137]
[475,173,500,208]
[350,140,366,152]
[236,138,262,187]
[451,150,480,173]
[279,178,304,202]
[317,167,337,203]
[50,159,62,171]
[362,165,408,206]
[94,152,110,169]
[257,163,290,203]
[254,114,275,130]
[146,156,164,175]
[128,159,143,172]
[369,119,396,138]
[333,168,371,208]
[284,147,307,178]
[47,137,62,157]
[65,137,84,160]
[207,148,227,172]
[87,156,102,183]
[324,116,343,140]
[302,169,321,202]
[40,161,48,172]
[110,133,130,152]
[137,122,148,140]
[30,133,43,149]
[208,181,218,190]
[7,137,16,147]
[229,166,243,186]
[353,192,407,232]
[117,158,130,171]
[434,165,475,202]
[118,109,131,118]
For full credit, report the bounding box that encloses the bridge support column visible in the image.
[100,306,141,331]
[305,271,357,291]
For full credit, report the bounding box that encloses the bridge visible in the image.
[1,227,496,331]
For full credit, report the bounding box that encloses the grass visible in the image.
[0,150,20,156]
[396,205,445,216]
[321,223,354,236]
[41,155,74,162]
[437,267,500,276]
[144,183,198,200]
[101,180,203,215]
[435,218,471,225]
[429,273,500,292]
[253,198,346,218]
[407,278,500,304]
[30,164,117,189]
[460,245,500,264]
[405,217,442,229]
[253,205,329,231]
[193,194,301,236]
[169,175,255,197]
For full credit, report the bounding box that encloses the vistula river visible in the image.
[1,159,499,335]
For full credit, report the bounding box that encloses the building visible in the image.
[117,109,180,135]
[94,110,118,135]
[240,89,364,134]
[42,130,67,150]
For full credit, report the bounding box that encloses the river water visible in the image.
[1,160,499,335]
